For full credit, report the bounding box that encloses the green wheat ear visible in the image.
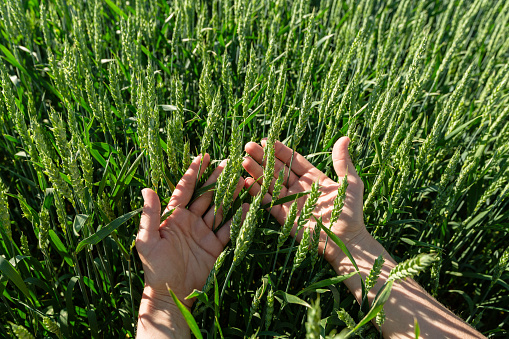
[248,279,267,323]
[43,317,63,339]
[309,220,321,269]
[8,322,35,339]
[296,181,321,233]
[278,200,298,250]
[330,170,348,225]
[490,248,509,290]
[293,227,311,271]
[388,253,438,282]
[230,206,243,246]
[271,166,286,208]
[216,117,243,218]
[376,307,386,328]
[233,193,262,266]
[265,286,275,330]
[336,308,356,331]
[0,177,11,241]
[306,295,321,339]
[200,88,221,156]
[365,254,385,291]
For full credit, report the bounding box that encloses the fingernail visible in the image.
[141,188,147,200]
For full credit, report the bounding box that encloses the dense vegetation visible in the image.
[0,0,508,337]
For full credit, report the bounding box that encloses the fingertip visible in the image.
[141,188,157,205]
[244,177,259,195]
[332,136,355,178]
[202,153,211,167]
[333,136,350,152]
[245,141,258,153]
[244,177,254,188]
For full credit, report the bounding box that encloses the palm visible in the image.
[137,209,222,306]
[243,137,366,264]
[136,154,244,308]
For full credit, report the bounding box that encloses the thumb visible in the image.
[332,137,357,178]
[137,188,161,246]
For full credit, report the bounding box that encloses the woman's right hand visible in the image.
[241,136,368,266]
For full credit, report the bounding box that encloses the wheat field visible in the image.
[0,0,508,337]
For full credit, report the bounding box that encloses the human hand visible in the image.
[242,137,367,266]
[136,154,245,310]
[241,138,487,339]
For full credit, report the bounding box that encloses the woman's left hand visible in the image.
[136,154,245,309]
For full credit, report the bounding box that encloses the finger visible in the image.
[243,157,289,196]
[244,177,272,206]
[244,142,299,185]
[332,137,359,178]
[137,188,161,247]
[244,177,285,224]
[166,154,210,213]
[261,140,327,181]
[216,203,250,246]
[203,176,245,229]
[242,156,264,183]
[189,159,228,216]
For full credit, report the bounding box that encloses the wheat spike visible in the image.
[43,317,63,339]
[249,282,266,319]
[490,247,509,290]
[296,181,321,233]
[230,207,243,246]
[265,286,275,330]
[8,322,35,339]
[20,232,29,256]
[233,194,262,266]
[365,254,385,291]
[0,177,11,241]
[330,171,348,225]
[278,200,298,249]
[388,253,438,282]
[376,307,386,328]
[271,167,285,208]
[305,295,321,339]
[293,227,311,271]
[336,308,356,330]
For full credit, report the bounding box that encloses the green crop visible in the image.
[0,0,508,337]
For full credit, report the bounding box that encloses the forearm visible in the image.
[137,287,191,339]
[329,230,485,338]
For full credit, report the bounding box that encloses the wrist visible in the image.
[137,287,191,339]
[326,228,373,274]
[141,286,190,311]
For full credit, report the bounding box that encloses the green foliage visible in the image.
[0,0,508,337]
